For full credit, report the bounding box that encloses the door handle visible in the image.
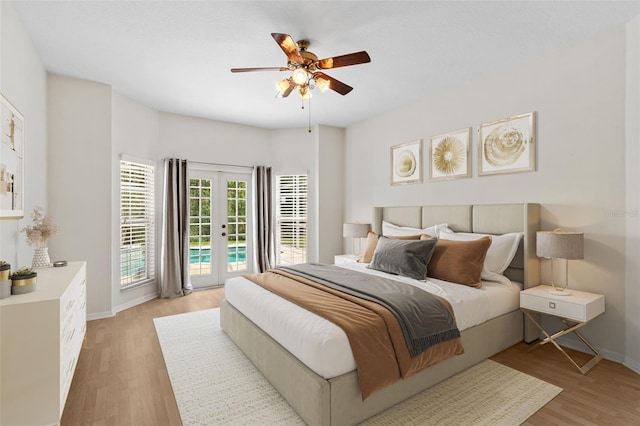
[221,232,226,237]
[221,224,227,229]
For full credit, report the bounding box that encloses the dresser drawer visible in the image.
[60,278,86,349]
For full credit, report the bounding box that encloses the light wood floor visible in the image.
[62,288,640,426]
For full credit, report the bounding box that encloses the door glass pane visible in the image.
[189,178,212,276]
[227,179,248,272]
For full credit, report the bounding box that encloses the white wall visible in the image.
[317,126,345,264]
[344,23,634,364]
[111,92,160,312]
[158,111,271,166]
[0,1,47,268]
[268,127,319,261]
[47,74,112,317]
[263,125,346,264]
[624,16,640,372]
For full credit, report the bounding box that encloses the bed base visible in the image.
[220,298,523,426]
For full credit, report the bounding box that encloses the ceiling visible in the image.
[11,1,640,129]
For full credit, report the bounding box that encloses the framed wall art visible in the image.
[478,111,536,176]
[391,140,422,185]
[1,93,24,218]
[429,127,471,182]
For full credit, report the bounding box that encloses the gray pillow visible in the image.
[367,236,438,280]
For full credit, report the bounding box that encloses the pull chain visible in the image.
[308,96,312,133]
[298,88,312,133]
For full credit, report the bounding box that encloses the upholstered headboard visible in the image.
[372,203,541,290]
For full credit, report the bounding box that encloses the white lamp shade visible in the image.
[343,223,371,238]
[537,230,584,259]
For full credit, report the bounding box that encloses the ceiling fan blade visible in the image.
[231,67,288,73]
[313,72,353,95]
[282,79,296,98]
[271,33,304,63]
[275,78,296,98]
[317,51,371,69]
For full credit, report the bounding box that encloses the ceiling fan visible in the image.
[231,33,371,99]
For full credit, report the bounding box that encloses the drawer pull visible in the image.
[549,302,556,309]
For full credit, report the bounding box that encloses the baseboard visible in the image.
[114,292,159,315]
[86,292,159,321]
[87,310,115,321]
[555,335,625,364]
[624,356,640,375]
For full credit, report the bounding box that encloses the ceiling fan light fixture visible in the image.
[299,85,312,100]
[292,68,308,85]
[315,76,330,93]
[275,79,290,96]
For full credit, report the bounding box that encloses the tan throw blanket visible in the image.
[243,267,464,399]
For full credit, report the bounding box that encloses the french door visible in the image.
[188,170,253,288]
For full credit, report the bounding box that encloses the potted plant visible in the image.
[10,266,37,294]
[21,207,59,267]
[0,261,10,299]
[0,261,9,280]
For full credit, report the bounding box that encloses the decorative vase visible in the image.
[32,247,51,268]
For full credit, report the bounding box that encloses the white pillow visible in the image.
[439,230,522,277]
[382,221,448,238]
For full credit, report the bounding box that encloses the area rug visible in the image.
[154,308,562,425]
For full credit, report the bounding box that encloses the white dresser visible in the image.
[0,261,87,426]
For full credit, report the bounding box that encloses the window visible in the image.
[120,158,155,288]
[275,173,307,265]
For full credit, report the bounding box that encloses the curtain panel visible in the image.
[255,166,274,272]
[160,158,193,298]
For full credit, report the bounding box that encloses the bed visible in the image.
[220,203,540,425]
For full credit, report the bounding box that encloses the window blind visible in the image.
[275,174,307,265]
[120,159,155,288]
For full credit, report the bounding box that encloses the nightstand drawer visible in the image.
[521,294,584,320]
[520,285,605,322]
[334,254,360,265]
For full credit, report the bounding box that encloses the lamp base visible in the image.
[547,288,572,296]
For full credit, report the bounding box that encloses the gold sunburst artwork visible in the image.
[433,136,465,174]
[429,128,470,182]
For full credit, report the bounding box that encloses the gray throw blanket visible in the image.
[278,263,460,358]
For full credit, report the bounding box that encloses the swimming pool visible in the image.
[121,246,247,281]
[189,246,247,264]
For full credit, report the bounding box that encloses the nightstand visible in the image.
[520,285,605,374]
[334,254,361,265]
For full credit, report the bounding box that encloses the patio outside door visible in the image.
[188,170,253,288]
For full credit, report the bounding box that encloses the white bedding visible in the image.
[223,262,520,379]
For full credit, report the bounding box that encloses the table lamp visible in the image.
[536,229,584,296]
[343,223,371,255]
